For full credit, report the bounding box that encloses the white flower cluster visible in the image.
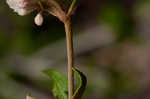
[6,0,37,16]
[6,0,67,26]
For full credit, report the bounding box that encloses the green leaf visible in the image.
[43,69,68,99]
[43,68,87,99]
[73,68,87,99]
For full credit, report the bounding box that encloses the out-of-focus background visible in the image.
[0,0,150,99]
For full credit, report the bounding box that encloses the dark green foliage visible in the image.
[73,68,87,99]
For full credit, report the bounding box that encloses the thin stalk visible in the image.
[64,19,74,99]
[67,0,77,16]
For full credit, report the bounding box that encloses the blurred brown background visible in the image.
[0,0,150,99]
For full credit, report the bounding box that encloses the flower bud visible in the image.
[34,13,43,26]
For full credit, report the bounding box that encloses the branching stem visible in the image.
[47,0,76,98]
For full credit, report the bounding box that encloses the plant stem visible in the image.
[67,0,77,16]
[64,19,74,99]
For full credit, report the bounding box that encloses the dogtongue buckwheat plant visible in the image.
[6,0,87,99]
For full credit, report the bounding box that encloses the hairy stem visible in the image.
[64,19,74,99]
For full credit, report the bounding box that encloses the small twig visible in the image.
[64,18,74,99]
[67,0,77,17]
